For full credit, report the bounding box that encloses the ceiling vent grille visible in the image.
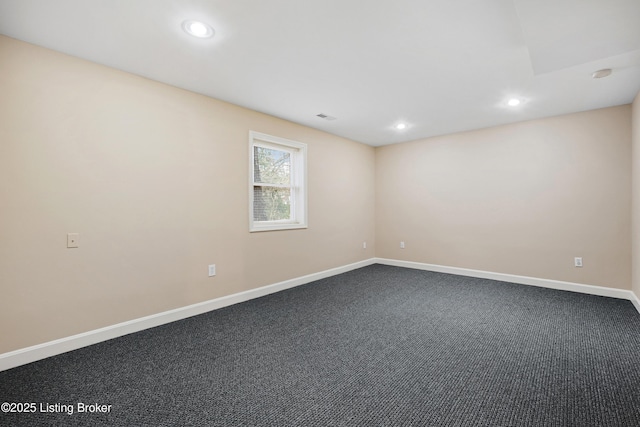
[316,113,337,121]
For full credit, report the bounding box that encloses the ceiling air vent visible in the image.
[316,113,337,121]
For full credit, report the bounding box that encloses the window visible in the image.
[249,131,307,232]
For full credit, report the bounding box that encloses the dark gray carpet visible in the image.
[1,264,640,426]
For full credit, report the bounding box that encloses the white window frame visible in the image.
[249,131,307,232]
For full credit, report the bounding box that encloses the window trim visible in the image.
[249,131,307,232]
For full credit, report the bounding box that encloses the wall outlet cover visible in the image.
[67,233,79,248]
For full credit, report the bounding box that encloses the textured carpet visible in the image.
[1,264,640,426]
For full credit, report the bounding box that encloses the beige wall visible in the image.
[1,34,636,355]
[632,91,640,297]
[0,36,375,353]
[376,106,632,289]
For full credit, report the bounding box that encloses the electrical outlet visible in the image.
[208,264,216,277]
[363,241,367,249]
[67,233,79,248]
[400,241,405,249]
[574,257,583,268]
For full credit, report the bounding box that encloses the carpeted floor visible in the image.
[1,264,640,426]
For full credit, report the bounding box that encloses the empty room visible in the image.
[1,1,640,426]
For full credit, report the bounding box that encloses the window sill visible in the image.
[249,223,308,233]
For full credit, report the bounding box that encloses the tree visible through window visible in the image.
[253,146,291,221]
[249,132,307,232]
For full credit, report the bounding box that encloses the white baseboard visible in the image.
[374,258,639,308]
[3,257,638,372]
[0,258,376,372]
[631,291,640,314]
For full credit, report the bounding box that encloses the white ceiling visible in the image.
[1,0,639,146]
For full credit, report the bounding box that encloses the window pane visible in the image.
[254,146,291,185]
[253,186,292,221]
[249,131,306,232]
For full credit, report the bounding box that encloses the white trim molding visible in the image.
[631,291,640,314]
[3,257,638,372]
[375,258,639,307]
[0,259,375,372]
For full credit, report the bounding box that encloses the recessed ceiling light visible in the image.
[396,123,407,130]
[507,98,521,107]
[182,20,215,38]
[592,69,612,79]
